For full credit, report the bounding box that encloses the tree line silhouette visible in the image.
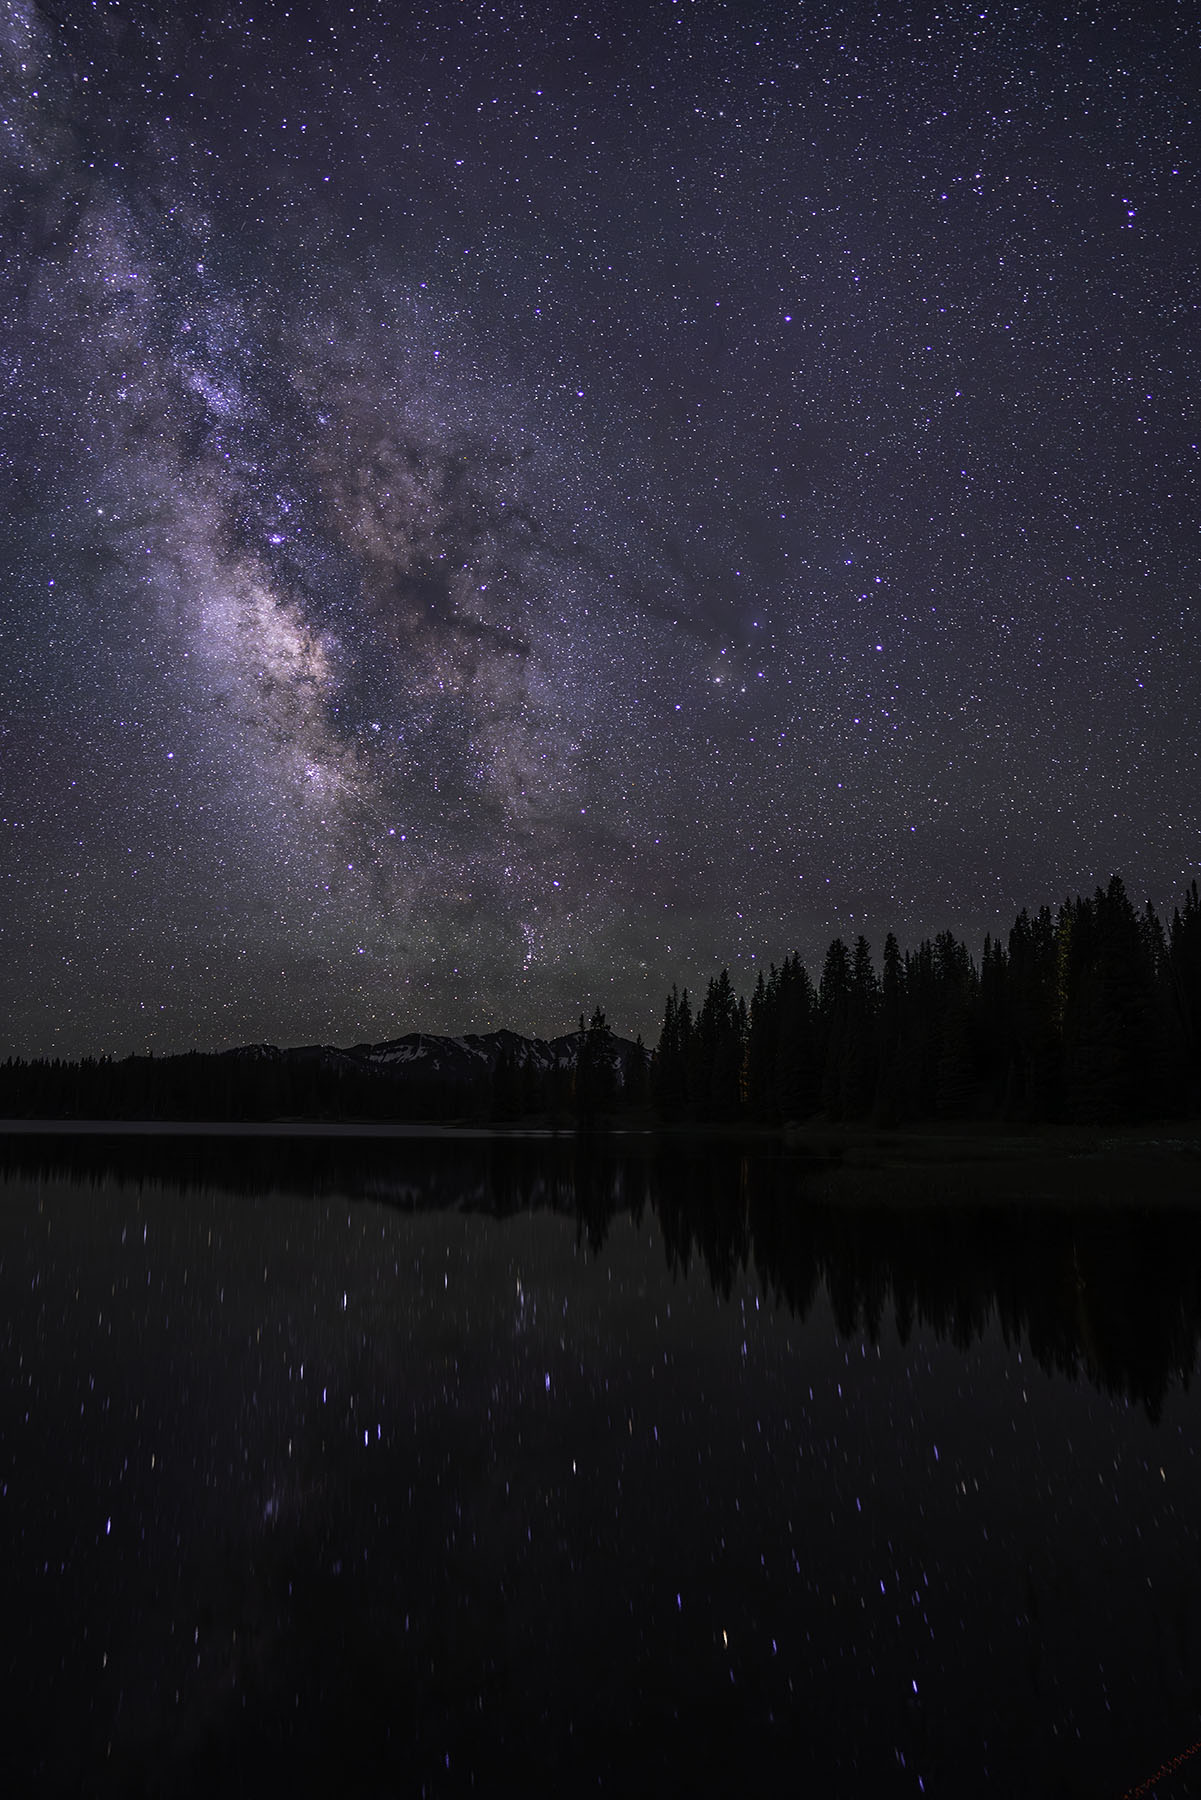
[654,873,1201,1126]
[1,872,1199,1126]
[0,1009,647,1125]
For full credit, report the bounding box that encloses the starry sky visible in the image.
[1,0,1197,1058]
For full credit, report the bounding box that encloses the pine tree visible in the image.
[1005,905,1061,1118]
[693,969,743,1118]
[873,931,904,1126]
[1170,881,1201,1109]
[625,1034,649,1110]
[652,986,690,1116]
[818,938,852,1118]
[576,1006,617,1124]
[839,936,879,1118]
[1062,877,1159,1122]
[746,968,774,1116]
[773,955,819,1121]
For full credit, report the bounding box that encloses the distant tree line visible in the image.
[0,1044,427,1124]
[1,874,1198,1127]
[0,1008,649,1126]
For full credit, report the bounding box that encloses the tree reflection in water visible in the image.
[6,1130,1199,1420]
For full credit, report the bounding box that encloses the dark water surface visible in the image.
[4,1136,1201,1798]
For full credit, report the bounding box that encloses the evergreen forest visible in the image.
[654,874,1201,1128]
[2,873,1200,1129]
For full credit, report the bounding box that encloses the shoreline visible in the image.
[1,1115,1199,1162]
[1,1113,1199,1143]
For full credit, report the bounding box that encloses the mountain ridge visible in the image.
[221,1024,643,1086]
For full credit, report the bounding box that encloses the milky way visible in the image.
[1,0,1197,1055]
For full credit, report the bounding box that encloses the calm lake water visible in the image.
[4,1134,1201,1798]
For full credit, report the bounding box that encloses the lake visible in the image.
[3,1132,1201,1797]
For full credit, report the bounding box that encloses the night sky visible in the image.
[2,0,1197,1058]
